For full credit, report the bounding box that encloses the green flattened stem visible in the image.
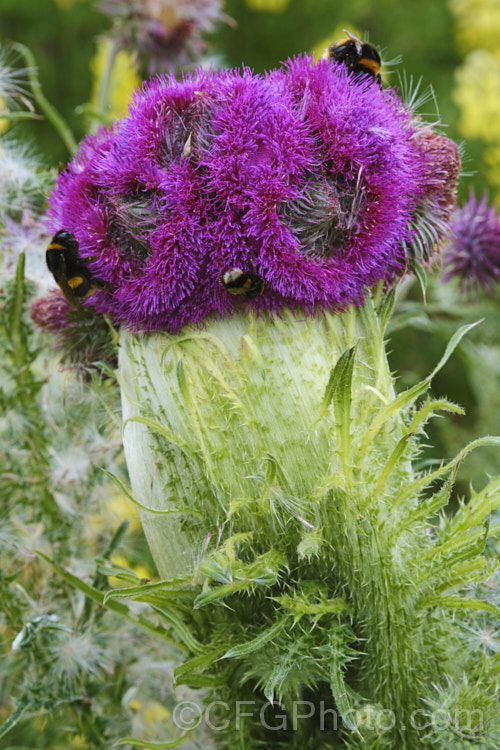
[119,305,396,579]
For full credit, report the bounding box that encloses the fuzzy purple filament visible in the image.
[47,55,458,332]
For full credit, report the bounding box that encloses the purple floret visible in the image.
[47,55,459,332]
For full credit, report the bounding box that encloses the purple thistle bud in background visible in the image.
[30,290,118,377]
[443,191,500,293]
[96,0,225,75]
[30,289,75,334]
[47,55,460,332]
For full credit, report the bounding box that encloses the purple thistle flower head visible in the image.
[47,55,460,332]
[97,0,224,75]
[443,191,500,293]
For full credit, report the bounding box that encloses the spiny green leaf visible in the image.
[115,722,200,748]
[361,323,484,453]
[122,416,188,454]
[223,618,289,659]
[431,557,492,594]
[174,672,223,688]
[297,531,325,560]
[394,437,500,510]
[429,320,483,380]
[377,288,396,334]
[219,531,255,564]
[263,647,298,703]
[199,559,234,585]
[200,549,285,592]
[315,346,357,477]
[100,466,197,516]
[392,470,457,539]
[422,595,500,620]
[419,527,491,566]
[276,592,351,621]
[98,561,149,586]
[413,262,428,302]
[316,346,357,425]
[448,475,500,536]
[174,647,226,681]
[194,581,251,608]
[0,699,33,739]
[360,378,430,453]
[374,432,414,495]
[37,551,177,646]
[408,397,465,434]
[329,659,359,733]
[103,577,191,604]
[151,606,205,654]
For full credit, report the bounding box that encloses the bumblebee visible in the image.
[221,267,264,298]
[324,30,382,86]
[46,230,102,306]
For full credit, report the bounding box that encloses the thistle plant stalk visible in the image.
[117,297,498,748]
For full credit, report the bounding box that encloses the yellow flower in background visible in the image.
[107,491,142,531]
[90,38,141,122]
[449,0,500,52]
[484,145,500,197]
[110,552,153,587]
[453,49,500,142]
[450,0,500,197]
[71,734,88,748]
[245,0,291,12]
[0,95,9,135]
[144,701,170,724]
[86,488,142,545]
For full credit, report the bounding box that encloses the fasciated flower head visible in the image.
[443,190,500,292]
[47,55,460,332]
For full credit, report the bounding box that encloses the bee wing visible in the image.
[343,29,363,54]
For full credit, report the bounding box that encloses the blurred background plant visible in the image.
[0,0,499,747]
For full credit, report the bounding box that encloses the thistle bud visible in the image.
[443,190,500,292]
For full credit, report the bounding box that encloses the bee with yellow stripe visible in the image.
[46,230,103,306]
[221,267,264,299]
[324,30,382,86]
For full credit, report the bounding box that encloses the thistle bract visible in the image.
[47,55,459,332]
